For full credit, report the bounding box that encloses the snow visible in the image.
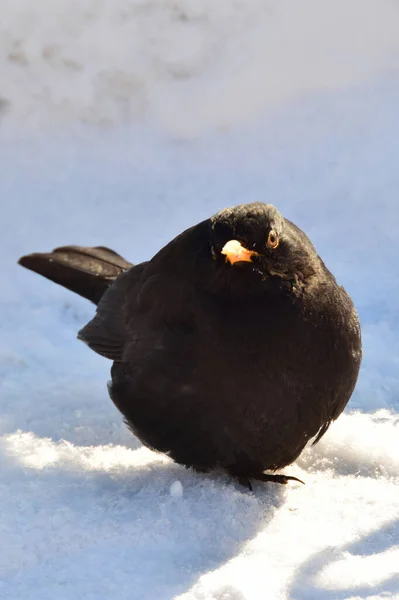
[1,1,399,599]
[170,481,184,499]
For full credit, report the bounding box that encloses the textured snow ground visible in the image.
[1,2,399,599]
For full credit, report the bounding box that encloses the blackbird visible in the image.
[18,202,362,489]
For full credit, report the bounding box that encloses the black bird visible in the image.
[18,203,362,489]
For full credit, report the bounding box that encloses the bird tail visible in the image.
[18,245,132,305]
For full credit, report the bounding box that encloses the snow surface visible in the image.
[1,1,399,599]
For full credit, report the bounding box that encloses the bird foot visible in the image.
[237,477,253,491]
[237,472,305,490]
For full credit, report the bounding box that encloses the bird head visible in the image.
[208,202,322,291]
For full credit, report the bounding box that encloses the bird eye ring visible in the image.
[267,230,279,249]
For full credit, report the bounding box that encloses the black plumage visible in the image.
[18,202,362,489]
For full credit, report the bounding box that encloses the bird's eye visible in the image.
[267,230,279,249]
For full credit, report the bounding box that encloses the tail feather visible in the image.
[18,245,132,304]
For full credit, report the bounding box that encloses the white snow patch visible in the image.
[316,547,399,590]
[170,481,184,498]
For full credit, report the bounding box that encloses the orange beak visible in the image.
[221,240,258,265]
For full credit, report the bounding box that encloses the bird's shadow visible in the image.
[0,424,287,600]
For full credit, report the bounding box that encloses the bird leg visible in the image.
[237,476,253,491]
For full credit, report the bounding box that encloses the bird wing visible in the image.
[78,262,195,362]
[78,263,147,360]
[78,219,207,362]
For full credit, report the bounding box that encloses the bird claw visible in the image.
[237,472,305,490]
[254,472,305,485]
